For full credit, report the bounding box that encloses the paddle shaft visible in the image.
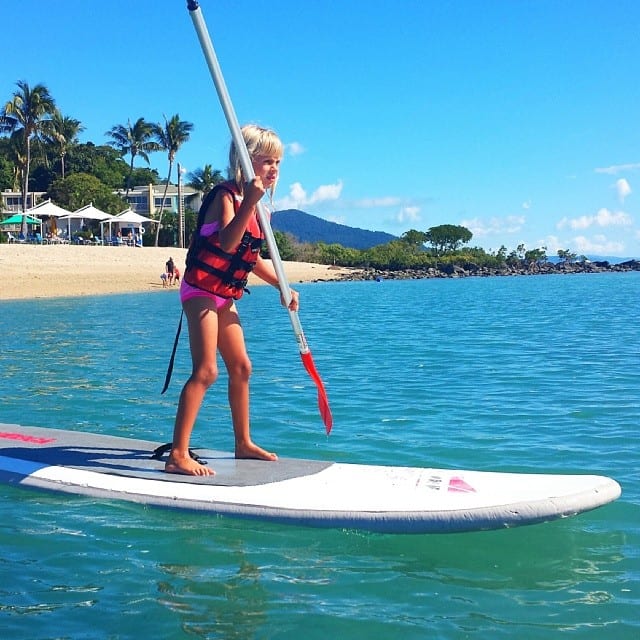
[186,0,309,354]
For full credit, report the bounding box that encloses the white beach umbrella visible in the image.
[58,203,114,239]
[25,199,72,236]
[25,199,72,218]
[108,208,157,241]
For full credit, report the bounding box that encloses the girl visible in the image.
[166,124,298,476]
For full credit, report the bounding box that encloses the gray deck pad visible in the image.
[0,424,332,486]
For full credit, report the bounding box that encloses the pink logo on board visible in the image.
[0,431,56,445]
[448,477,476,493]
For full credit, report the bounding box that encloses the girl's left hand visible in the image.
[281,288,299,311]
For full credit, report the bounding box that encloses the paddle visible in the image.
[186,0,333,433]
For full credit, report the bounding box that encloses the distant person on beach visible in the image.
[173,267,180,285]
[166,257,175,285]
[165,124,298,476]
[161,272,168,288]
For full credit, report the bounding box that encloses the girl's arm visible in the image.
[252,255,279,287]
[253,256,299,311]
[217,178,265,252]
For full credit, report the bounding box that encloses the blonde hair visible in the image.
[228,124,283,203]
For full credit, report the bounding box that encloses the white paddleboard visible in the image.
[0,424,621,534]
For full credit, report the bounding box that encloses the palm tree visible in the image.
[151,114,194,246]
[187,164,224,195]
[105,117,158,196]
[6,130,27,192]
[42,109,85,179]
[1,80,56,232]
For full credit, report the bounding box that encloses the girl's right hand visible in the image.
[244,177,266,208]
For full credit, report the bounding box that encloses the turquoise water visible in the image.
[0,272,638,639]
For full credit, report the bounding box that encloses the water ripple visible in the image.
[0,273,638,638]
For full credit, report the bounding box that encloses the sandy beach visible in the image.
[0,244,354,300]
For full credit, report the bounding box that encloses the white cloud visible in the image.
[522,200,532,210]
[285,141,305,157]
[460,215,525,237]
[557,215,590,230]
[573,234,625,254]
[395,206,421,224]
[354,196,402,208]
[615,178,631,203]
[594,163,640,175]
[275,180,343,210]
[542,233,625,256]
[541,235,562,254]
[556,208,633,230]
[312,182,343,202]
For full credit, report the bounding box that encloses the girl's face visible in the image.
[252,154,281,188]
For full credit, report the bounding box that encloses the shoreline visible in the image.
[0,244,355,301]
[2,244,637,302]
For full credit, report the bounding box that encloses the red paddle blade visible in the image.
[300,351,333,434]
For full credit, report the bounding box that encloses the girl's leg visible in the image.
[217,303,277,461]
[166,297,219,475]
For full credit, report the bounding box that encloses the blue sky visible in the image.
[4,0,640,257]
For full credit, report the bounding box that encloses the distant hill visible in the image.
[272,209,397,250]
[271,211,639,262]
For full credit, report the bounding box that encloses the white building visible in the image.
[118,184,203,217]
[2,184,203,217]
[1,190,47,212]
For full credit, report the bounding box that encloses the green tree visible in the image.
[524,247,547,263]
[105,117,158,196]
[1,80,56,232]
[0,131,26,191]
[506,249,520,266]
[130,166,160,186]
[424,224,473,255]
[48,172,127,214]
[495,245,508,262]
[151,114,194,246]
[0,154,13,192]
[42,108,84,179]
[363,240,416,269]
[187,164,224,195]
[557,248,577,264]
[66,142,129,188]
[401,229,428,248]
[269,231,297,261]
[315,242,349,265]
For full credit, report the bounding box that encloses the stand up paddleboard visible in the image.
[0,424,621,534]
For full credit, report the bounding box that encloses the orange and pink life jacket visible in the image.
[184,182,264,299]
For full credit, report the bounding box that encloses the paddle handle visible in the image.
[187,0,309,354]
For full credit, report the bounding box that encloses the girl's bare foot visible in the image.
[165,453,215,476]
[235,441,278,461]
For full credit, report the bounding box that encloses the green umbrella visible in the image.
[0,214,41,225]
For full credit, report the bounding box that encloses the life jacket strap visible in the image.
[161,310,183,395]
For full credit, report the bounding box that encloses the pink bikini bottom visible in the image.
[179,279,231,310]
